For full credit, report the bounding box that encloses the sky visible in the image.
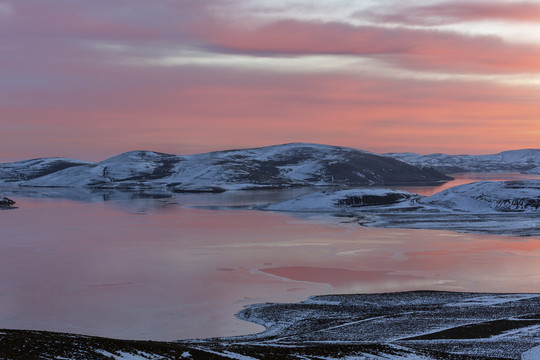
[2,0,540,161]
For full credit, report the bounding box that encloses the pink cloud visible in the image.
[357,1,540,26]
[4,1,540,75]
[198,19,540,74]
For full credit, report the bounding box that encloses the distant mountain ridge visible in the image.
[0,143,450,192]
[385,149,540,174]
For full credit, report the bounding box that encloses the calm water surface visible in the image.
[1,173,540,340]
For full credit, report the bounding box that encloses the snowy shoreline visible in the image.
[255,180,540,236]
[3,290,540,359]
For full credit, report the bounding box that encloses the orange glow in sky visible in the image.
[2,0,540,161]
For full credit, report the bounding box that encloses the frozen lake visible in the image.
[1,173,540,341]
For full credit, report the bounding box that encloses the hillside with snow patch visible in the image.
[0,143,450,191]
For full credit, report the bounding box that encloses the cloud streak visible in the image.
[198,19,540,74]
[357,1,540,26]
[5,0,540,76]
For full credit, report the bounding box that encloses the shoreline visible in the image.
[2,290,540,359]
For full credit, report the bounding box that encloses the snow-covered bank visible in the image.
[265,188,420,212]
[265,180,540,214]
[261,180,540,236]
[419,180,540,212]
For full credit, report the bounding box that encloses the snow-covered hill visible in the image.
[265,188,419,212]
[262,180,540,235]
[385,149,540,173]
[0,158,92,183]
[419,180,540,212]
[265,180,540,214]
[0,144,450,191]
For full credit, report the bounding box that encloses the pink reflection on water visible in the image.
[1,191,540,341]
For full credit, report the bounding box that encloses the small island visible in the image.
[0,196,15,208]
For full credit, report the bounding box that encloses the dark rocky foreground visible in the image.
[2,291,540,359]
